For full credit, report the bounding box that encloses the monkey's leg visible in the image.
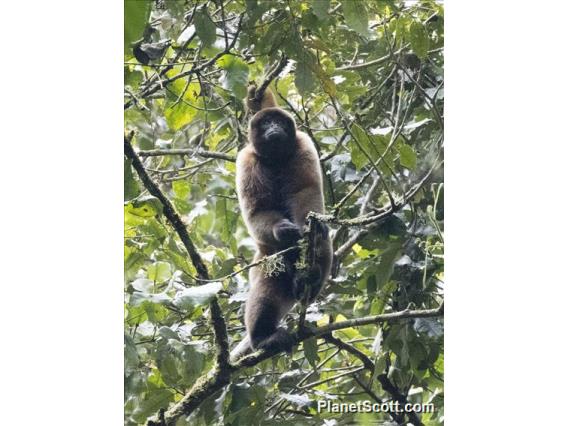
[245,269,296,353]
[229,335,252,362]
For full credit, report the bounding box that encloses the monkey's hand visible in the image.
[273,219,302,246]
[306,220,329,241]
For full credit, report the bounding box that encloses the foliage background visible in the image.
[124,1,444,425]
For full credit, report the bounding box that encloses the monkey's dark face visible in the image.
[250,108,296,161]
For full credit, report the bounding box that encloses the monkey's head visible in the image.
[249,108,297,161]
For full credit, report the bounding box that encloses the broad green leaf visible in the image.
[173,282,222,311]
[312,63,337,96]
[408,21,430,59]
[295,60,316,97]
[124,334,139,371]
[399,143,417,170]
[349,124,394,171]
[349,125,368,169]
[194,7,216,47]
[131,278,153,292]
[124,158,140,201]
[256,21,285,54]
[147,261,172,283]
[218,55,249,99]
[172,180,190,199]
[375,244,401,288]
[409,340,428,370]
[164,70,202,130]
[131,387,175,424]
[342,0,369,36]
[124,0,151,51]
[130,291,172,306]
[303,337,320,368]
[334,314,363,341]
[312,0,330,21]
[126,195,163,218]
[304,38,331,53]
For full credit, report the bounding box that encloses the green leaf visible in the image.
[375,244,401,288]
[124,0,151,51]
[312,0,330,20]
[172,180,190,199]
[163,74,202,131]
[194,7,216,47]
[408,21,430,59]
[342,0,369,36]
[173,282,222,311]
[124,158,140,201]
[218,56,249,99]
[349,124,395,172]
[124,334,139,372]
[130,291,172,306]
[165,102,196,131]
[131,387,175,424]
[126,195,163,218]
[303,337,320,368]
[295,60,316,97]
[131,278,153,292]
[399,143,417,170]
[147,261,172,283]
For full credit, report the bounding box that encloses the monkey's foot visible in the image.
[254,328,295,354]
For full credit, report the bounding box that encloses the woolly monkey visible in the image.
[231,86,332,360]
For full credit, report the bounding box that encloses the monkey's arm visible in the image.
[236,146,302,248]
[288,133,326,224]
[246,210,301,248]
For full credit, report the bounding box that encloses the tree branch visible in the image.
[125,134,209,278]
[232,305,443,369]
[322,334,424,426]
[125,14,245,110]
[125,132,231,426]
[137,148,236,162]
[146,293,441,425]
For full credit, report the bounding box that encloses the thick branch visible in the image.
[146,301,442,425]
[232,305,443,369]
[125,135,209,278]
[125,133,231,425]
[150,366,231,426]
[137,148,236,162]
[313,306,442,337]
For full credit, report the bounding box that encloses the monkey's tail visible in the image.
[246,84,278,114]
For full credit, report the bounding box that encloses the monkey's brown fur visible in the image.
[231,86,332,359]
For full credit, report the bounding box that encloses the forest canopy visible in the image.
[124,1,444,425]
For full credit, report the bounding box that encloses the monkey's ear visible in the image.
[246,84,278,114]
